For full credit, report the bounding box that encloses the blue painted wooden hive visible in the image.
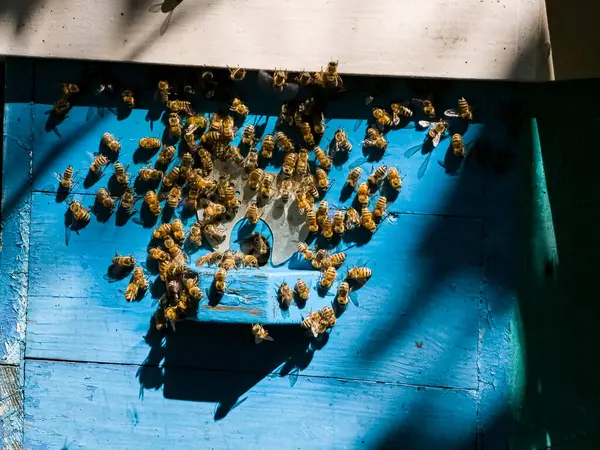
[1,58,524,449]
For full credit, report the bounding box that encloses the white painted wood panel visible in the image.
[0,0,551,80]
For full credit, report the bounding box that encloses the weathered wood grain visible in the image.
[0,365,23,450]
[27,191,482,389]
[0,59,33,365]
[0,0,550,81]
[23,360,477,450]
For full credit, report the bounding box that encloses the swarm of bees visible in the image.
[51,67,474,348]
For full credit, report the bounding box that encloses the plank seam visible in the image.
[24,356,477,392]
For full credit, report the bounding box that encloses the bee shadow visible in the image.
[139,203,159,228]
[116,103,133,121]
[293,292,308,310]
[145,105,164,132]
[107,175,127,197]
[380,183,399,203]
[361,145,386,163]
[134,177,160,195]
[339,184,355,203]
[207,280,225,306]
[161,205,175,224]
[91,202,114,223]
[106,263,133,282]
[331,150,349,168]
[161,124,179,148]
[316,284,332,298]
[115,206,135,227]
[342,227,373,247]
[133,146,160,164]
[151,278,166,299]
[439,144,464,175]
[447,117,469,135]
[44,111,66,136]
[332,301,347,319]
[55,185,70,203]
[315,234,342,251]
[83,170,102,189]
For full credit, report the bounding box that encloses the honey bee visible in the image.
[203,223,227,244]
[157,80,170,104]
[272,69,289,91]
[306,207,319,233]
[314,61,343,89]
[132,266,149,289]
[345,207,360,230]
[372,108,393,128]
[275,178,291,203]
[450,133,466,157]
[179,152,194,179]
[139,167,163,182]
[320,266,337,289]
[390,103,413,125]
[314,167,329,190]
[228,66,247,81]
[101,132,121,153]
[69,200,90,222]
[299,123,315,147]
[166,264,186,279]
[425,120,448,147]
[224,186,239,210]
[243,254,259,268]
[412,98,436,119]
[333,210,345,234]
[373,196,388,218]
[122,90,135,108]
[166,100,194,115]
[368,165,388,186]
[301,312,321,338]
[186,115,208,133]
[333,129,352,152]
[171,218,185,241]
[328,252,346,268]
[361,207,376,232]
[445,97,473,121]
[387,167,403,190]
[52,98,71,117]
[278,282,294,308]
[321,214,333,239]
[162,166,180,189]
[96,187,115,210]
[242,125,256,147]
[156,145,176,168]
[295,279,310,301]
[296,71,313,86]
[90,154,109,174]
[226,145,244,165]
[276,131,294,153]
[221,115,236,142]
[196,251,224,266]
[363,127,388,151]
[304,181,319,201]
[149,247,170,261]
[314,147,332,171]
[113,252,136,269]
[357,182,370,205]
[198,149,214,175]
[346,167,362,188]
[204,201,226,220]
[58,165,75,190]
[255,134,274,160]
[166,186,181,209]
[158,260,170,281]
[245,168,263,191]
[144,190,161,216]
[313,112,326,135]
[282,152,297,178]
[230,98,249,117]
[120,189,136,213]
[188,222,203,246]
[245,203,261,225]
[163,236,176,250]
[252,324,274,344]
[168,112,182,139]
[138,137,161,150]
[347,266,372,284]
[279,104,294,126]
[336,281,353,306]
[214,267,228,294]
[125,282,140,302]
[297,242,314,261]
[320,305,337,329]
[290,150,308,177]
[209,113,224,133]
[316,200,329,225]
[61,83,80,99]
[259,173,274,199]
[244,149,259,173]
[184,277,203,300]
[183,131,197,152]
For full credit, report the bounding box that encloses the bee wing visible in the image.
[349,290,359,307]
[411,98,425,107]
[148,3,163,13]
[159,10,174,36]
[432,132,442,148]
[288,368,300,387]
[444,108,460,118]
[264,335,275,342]
[365,95,374,106]
[254,335,263,344]
[404,143,423,158]
[417,152,433,180]
[257,70,274,90]
[353,119,365,132]
[349,157,368,170]
[86,107,95,122]
[65,226,72,246]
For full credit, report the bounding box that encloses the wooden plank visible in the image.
[0,365,23,450]
[27,190,482,388]
[0,0,549,81]
[23,360,477,449]
[0,58,33,365]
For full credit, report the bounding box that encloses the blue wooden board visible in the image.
[24,360,477,450]
[0,57,525,448]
